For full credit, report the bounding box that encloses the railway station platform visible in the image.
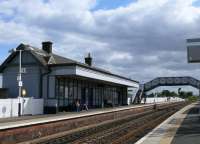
[0,102,184,144]
[0,104,154,130]
[136,102,200,144]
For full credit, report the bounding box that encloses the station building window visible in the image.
[55,77,127,111]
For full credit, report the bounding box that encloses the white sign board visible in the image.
[187,38,200,63]
[0,98,44,118]
[18,81,23,87]
[187,45,200,63]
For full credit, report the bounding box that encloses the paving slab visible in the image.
[171,103,200,144]
[136,102,198,144]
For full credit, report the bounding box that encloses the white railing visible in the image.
[141,97,185,104]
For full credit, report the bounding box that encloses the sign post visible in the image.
[187,38,200,96]
[187,38,200,63]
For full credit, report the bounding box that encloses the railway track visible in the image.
[32,102,187,144]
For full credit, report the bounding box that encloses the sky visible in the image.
[1,0,200,88]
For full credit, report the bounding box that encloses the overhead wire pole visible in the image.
[187,38,200,99]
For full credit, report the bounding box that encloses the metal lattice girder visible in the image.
[144,76,200,92]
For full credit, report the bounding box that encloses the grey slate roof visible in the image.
[15,43,83,66]
[0,43,138,83]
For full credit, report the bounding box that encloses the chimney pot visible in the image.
[85,53,92,66]
[42,41,53,54]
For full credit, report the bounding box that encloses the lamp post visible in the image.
[9,49,24,116]
[18,50,22,116]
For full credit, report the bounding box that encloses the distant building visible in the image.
[0,42,139,113]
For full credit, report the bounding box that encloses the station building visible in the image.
[0,42,139,113]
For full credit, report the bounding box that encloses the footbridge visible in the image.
[134,76,200,103]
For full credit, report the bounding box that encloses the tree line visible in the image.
[147,88,194,99]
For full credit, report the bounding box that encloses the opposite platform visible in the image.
[0,103,156,130]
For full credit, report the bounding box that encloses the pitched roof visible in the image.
[0,43,138,83]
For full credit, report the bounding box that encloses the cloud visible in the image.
[1,0,200,83]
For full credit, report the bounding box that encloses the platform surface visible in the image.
[136,102,200,144]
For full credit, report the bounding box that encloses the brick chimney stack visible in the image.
[42,41,53,54]
[85,53,92,66]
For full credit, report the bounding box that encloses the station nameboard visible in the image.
[187,38,200,63]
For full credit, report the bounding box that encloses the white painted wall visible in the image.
[0,99,19,118]
[128,87,139,104]
[76,66,139,87]
[0,98,44,118]
[23,98,44,115]
[141,97,185,104]
[50,65,139,88]
[127,97,131,105]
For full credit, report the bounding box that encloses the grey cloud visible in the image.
[1,0,200,83]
